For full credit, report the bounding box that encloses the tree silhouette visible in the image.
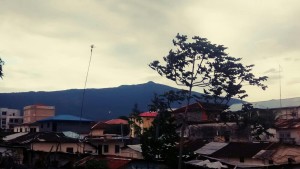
[149,34,268,169]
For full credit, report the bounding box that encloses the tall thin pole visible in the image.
[279,65,284,118]
[79,45,94,132]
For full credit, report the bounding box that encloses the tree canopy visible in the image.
[149,34,268,169]
[150,34,268,105]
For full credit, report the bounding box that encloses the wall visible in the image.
[100,142,125,156]
[32,142,96,154]
[13,125,39,133]
[38,121,91,134]
[0,108,22,130]
[277,129,300,145]
[120,148,143,159]
[90,129,104,137]
[23,105,55,124]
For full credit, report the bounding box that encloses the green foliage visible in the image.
[0,58,3,78]
[140,110,179,164]
[141,90,196,168]
[236,103,276,140]
[149,34,268,105]
[149,34,268,169]
[85,160,107,169]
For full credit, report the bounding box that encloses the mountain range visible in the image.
[0,81,242,120]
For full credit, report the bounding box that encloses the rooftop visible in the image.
[37,114,94,122]
[139,112,158,117]
[105,119,128,125]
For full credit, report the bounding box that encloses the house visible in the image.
[230,97,300,120]
[120,144,143,159]
[275,118,300,145]
[36,114,94,134]
[87,136,130,156]
[194,142,279,168]
[0,108,23,131]
[13,104,55,133]
[5,132,96,154]
[90,119,129,137]
[3,132,97,167]
[88,119,132,156]
[13,122,39,133]
[172,102,226,124]
[130,111,158,137]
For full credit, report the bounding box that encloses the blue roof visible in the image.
[37,115,94,122]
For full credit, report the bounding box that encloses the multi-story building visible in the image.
[23,104,55,124]
[0,108,23,131]
[129,112,158,137]
[14,104,55,133]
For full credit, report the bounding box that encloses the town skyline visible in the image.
[1,1,300,102]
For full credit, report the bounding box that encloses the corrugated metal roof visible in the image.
[3,132,28,141]
[37,115,94,122]
[194,142,228,155]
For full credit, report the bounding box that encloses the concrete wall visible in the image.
[0,108,22,130]
[90,129,104,137]
[99,142,124,155]
[23,105,55,124]
[120,148,143,159]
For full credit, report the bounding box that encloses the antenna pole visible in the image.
[279,65,284,118]
[79,45,94,131]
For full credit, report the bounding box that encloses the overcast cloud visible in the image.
[0,0,300,102]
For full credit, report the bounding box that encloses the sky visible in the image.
[0,0,300,102]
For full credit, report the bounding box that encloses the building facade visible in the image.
[129,112,158,138]
[0,108,23,131]
[23,104,55,124]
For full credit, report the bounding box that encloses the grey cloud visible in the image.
[264,68,278,74]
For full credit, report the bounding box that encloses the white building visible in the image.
[0,108,23,131]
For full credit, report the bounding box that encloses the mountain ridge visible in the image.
[0,81,242,120]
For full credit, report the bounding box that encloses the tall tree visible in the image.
[149,34,268,169]
[0,58,3,78]
[141,90,188,168]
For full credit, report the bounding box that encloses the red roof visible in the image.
[106,157,131,169]
[105,119,128,125]
[139,112,158,117]
[91,121,108,129]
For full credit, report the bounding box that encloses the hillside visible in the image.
[0,81,242,120]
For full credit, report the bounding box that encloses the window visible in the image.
[14,119,18,123]
[103,145,109,153]
[115,145,120,154]
[66,147,74,153]
[47,122,50,128]
[9,119,13,123]
[2,111,6,115]
[12,113,15,116]
[41,124,43,129]
[20,128,23,132]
